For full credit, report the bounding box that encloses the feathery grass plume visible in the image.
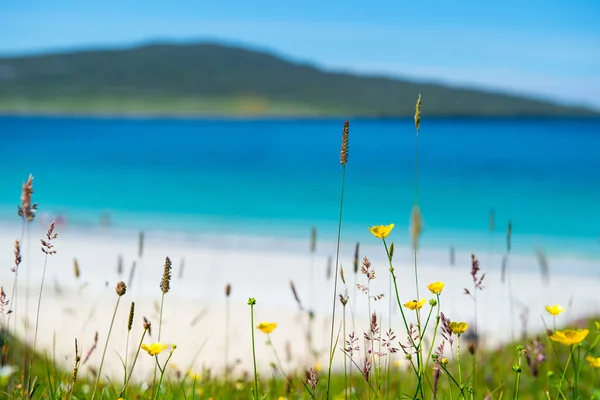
[524,337,546,378]
[128,302,135,331]
[29,221,58,393]
[160,256,172,294]
[290,281,303,311]
[410,205,423,250]
[128,261,137,290]
[414,93,422,132]
[507,220,512,252]
[178,257,185,279]
[536,247,550,285]
[91,281,126,400]
[73,259,80,279]
[83,332,99,365]
[0,287,8,314]
[138,231,144,258]
[353,242,360,274]
[327,120,350,398]
[117,255,123,276]
[18,174,37,222]
[13,240,22,272]
[340,120,349,166]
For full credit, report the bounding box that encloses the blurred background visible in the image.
[0,1,599,271]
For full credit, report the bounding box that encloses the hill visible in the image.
[0,42,597,117]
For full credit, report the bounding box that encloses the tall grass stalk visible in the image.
[91,281,126,400]
[225,283,231,383]
[512,346,524,400]
[120,322,149,397]
[326,120,349,399]
[153,257,172,397]
[413,94,422,301]
[248,297,259,400]
[28,222,57,396]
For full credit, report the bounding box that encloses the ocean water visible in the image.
[0,116,599,262]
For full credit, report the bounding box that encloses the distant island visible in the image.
[0,41,597,117]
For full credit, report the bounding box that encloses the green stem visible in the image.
[152,347,175,400]
[557,345,574,396]
[267,335,287,378]
[28,250,50,396]
[574,345,581,399]
[250,303,259,400]
[91,295,121,400]
[457,336,464,394]
[343,306,348,400]
[425,295,442,368]
[512,352,523,400]
[327,165,346,399]
[152,292,166,398]
[124,329,131,386]
[120,327,148,397]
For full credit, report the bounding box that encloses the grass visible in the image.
[1,95,600,399]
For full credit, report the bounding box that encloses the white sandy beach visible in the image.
[0,223,599,385]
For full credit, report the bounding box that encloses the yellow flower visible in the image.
[393,359,402,368]
[141,342,169,356]
[187,370,201,380]
[314,362,323,373]
[586,355,600,368]
[403,299,426,310]
[427,281,444,294]
[256,322,277,334]
[545,304,565,316]
[549,329,589,346]
[449,322,469,335]
[595,321,599,331]
[368,224,395,239]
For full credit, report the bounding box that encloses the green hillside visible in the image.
[0,42,596,117]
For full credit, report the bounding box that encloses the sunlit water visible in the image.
[1,116,599,273]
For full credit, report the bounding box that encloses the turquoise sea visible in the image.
[0,116,599,266]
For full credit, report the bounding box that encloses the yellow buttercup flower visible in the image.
[549,329,589,346]
[368,224,395,239]
[449,322,469,335]
[256,322,277,334]
[403,299,426,310]
[314,362,323,373]
[141,342,169,356]
[545,304,565,316]
[586,355,600,368]
[427,281,444,294]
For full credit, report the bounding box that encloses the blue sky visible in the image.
[1,1,599,108]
